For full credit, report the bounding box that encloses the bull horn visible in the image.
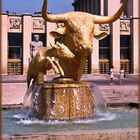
[42,0,68,22]
[93,0,127,24]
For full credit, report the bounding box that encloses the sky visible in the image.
[2,0,74,14]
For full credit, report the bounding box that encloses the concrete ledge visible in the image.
[99,85,138,106]
[2,83,138,107]
[2,128,138,140]
[2,83,27,105]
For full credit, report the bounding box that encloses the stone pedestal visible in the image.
[31,82,94,120]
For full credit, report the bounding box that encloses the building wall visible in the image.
[72,0,139,74]
[1,13,57,75]
[1,0,139,75]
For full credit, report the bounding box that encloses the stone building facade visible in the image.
[73,0,139,74]
[1,0,139,75]
[1,13,56,75]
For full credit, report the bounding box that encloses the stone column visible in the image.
[131,0,139,73]
[111,20,120,72]
[23,14,32,74]
[91,25,99,73]
[107,0,120,16]
[1,14,8,75]
[101,0,104,15]
[91,39,99,73]
[46,22,56,47]
[108,0,121,72]
[132,19,139,73]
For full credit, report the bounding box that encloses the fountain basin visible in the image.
[2,107,138,137]
[31,82,94,120]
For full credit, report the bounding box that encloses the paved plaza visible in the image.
[1,74,139,140]
[1,74,139,107]
[1,74,138,84]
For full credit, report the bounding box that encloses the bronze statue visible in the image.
[25,0,128,121]
[27,42,75,87]
[41,0,127,81]
[30,34,43,59]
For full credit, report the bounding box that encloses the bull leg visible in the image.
[36,72,44,84]
[45,57,60,74]
[53,60,64,76]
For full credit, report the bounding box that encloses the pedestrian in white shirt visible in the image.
[109,66,114,84]
[119,69,125,84]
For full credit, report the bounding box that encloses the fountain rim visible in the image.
[39,81,93,88]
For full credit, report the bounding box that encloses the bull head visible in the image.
[42,0,127,81]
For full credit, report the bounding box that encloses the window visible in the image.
[8,33,23,75]
[99,35,110,59]
[95,0,100,15]
[120,35,130,60]
[120,35,131,73]
[99,49,109,59]
[120,49,129,59]
[8,47,22,59]
[8,33,23,59]
[99,35,110,74]
[8,33,23,46]
[120,35,130,47]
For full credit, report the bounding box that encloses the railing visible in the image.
[83,59,89,74]
[7,59,22,75]
[120,59,130,73]
[99,59,110,74]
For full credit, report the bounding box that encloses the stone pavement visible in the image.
[1,74,139,107]
[1,73,138,85]
[81,74,138,107]
[2,128,138,140]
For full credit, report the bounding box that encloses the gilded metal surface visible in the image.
[32,82,94,120]
[42,0,127,81]
[53,77,74,83]
[27,43,74,87]
[26,0,127,121]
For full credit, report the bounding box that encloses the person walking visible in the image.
[109,66,115,85]
[119,68,125,84]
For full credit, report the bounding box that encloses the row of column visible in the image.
[1,14,56,75]
[0,14,32,74]
[91,0,139,74]
[91,20,139,74]
[1,0,139,75]
[1,14,35,75]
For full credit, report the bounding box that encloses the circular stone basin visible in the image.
[30,82,94,120]
[2,107,138,135]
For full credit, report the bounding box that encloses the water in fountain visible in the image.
[22,84,42,119]
[91,84,107,111]
[2,82,138,134]
[22,82,109,122]
[2,105,138,135]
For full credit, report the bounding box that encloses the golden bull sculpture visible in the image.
[41,0,127,81]
[25,0,127,120]
[27,42,75,87]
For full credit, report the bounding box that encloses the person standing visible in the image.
[109,66,115,84]
[29,34,45,82]
[119,69,125,84]
[30,34,43,59]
